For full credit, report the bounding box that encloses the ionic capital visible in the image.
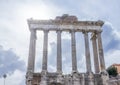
[82,30,88,34]
[69,29,76,33]
[43,29,49,33]
[56,30,62,33]
[91,32,97,40]
[96,30,102,34]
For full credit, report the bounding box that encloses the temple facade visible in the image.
[26,14,109,85]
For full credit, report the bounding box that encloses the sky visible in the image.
[0,0,120,85]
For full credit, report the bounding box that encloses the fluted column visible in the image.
[91,33,100,73]
[57,30,62,73]
[97,32,105,71]
[71,30,77,72]
[42,30,49,71]
[83,32,92,72]
[27,29,36,72]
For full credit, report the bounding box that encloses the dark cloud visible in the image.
[0,45,25,77]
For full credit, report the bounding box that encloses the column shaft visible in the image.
[97,32,105,71]
[91,34,100,73]
[27,30,36,72]
[71,31,77,72]
[42,30,48,71]
[84,32,92,72]
[57,30,62,73]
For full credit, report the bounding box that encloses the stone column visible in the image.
[27,29,36,72]
[97,32,105,71]
[71,30,77,72]
[57,30,62,73]
[91,33,100,73]
[42,30,49,72]
[83,32,92,73]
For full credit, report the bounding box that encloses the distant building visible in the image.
[108,64,120,74]
[112,64,120,74]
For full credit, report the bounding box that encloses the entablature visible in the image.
[27,19,104,32]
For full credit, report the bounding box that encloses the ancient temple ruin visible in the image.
[26,14,109,85]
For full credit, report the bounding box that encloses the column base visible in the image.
[57,74,64,84]
[56,70,62,75]
[72,72,80,85]
[72,70,78,74]
[26,71,33,85]
[40,76,47,85]
[100,70,109,85]
[41,70,48,75]
[40,71,48,85]
[87,72,94,85]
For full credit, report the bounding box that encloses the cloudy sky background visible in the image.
[0,0,120,85]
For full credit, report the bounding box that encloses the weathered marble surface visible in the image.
[27,14,103,32]
[26,72,109,85]
[26,14,108,85]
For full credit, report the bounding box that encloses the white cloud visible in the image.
[0,0,66,62]
[0,45,25,76]
[0,0,120,84]
[48,65,56,72]
[0,70,25,85]
[105,49,120,68]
